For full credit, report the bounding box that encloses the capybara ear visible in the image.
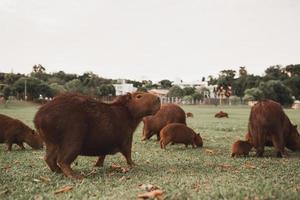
[125,93,132,100]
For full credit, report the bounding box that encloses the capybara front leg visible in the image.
[121,147,134,166]
[272,134,286,158]
[45,145,61,173]
[95,155,106,167]
[17,142,25,150]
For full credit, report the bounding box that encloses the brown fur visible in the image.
[34,92,160,179]
[248,100,300,158]
[186,112,194,118]
[215,111,229,118]
[159,123,203,149]
[231,140,252,157]
[142,104,186,140]
[0,114,43,151]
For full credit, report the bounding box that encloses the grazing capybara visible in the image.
[34,92,160,179]
[0,114,43,151]
[231,140,253,157]
[159,123,203,149]
[142,104,186,140]
[248,100,300,157]
[215,111,229,118]
[186,112,194,118]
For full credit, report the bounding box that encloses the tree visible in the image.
[243,88,264,101]
[284,76,300,100]
[207,75,217,85]
[285,64,300,77]
[192,92,203,100]
[239,66,248,77]
[264,65,288,81]
[217,69,236,89]
[95,84,116,97]
[13,77,53,100]
[2,85,12,100]
[65,79,84,93]
[167,86,184,97]
[183,87,195,96]
[159,79,173,89]
[137,87,148,92]
[259,80,293,106]
[49,83,66,96]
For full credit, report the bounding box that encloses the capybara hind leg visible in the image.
[17,142,25,150]
[57,148,82,179]
[6,143,12,151]
[95,155,106,167]
[45,145,61,173]
[271,134,286,158]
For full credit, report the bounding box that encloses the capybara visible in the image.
[159,123,203,149]
[34,92,160,179]
[245,132,273,147]
[142,104,186,140]
[215,111,229,118]
[231,140,253,157]
[0,114,43,151]
[186,112,194,118]
[248,100,300,157]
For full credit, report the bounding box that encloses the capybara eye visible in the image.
[136,94,142,99]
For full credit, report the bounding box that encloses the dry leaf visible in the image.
[33,179,41,183]
[110,164,130,173]
[218,164,232,169]
[2,165,11,171]
[139,184,160,192]
[0,190,9,196]
[39,176,51,182]
[54,185,73,195]
[137,189,164,199]
[34,195,43,200]
[243,164,256,169]
[205,149,215,155]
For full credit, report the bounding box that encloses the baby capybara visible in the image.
[186,112,194,118]
[231,140,252,157]
[142,104,186,140]
[0,114,43,151]
[215,111,229,118]
[34,92,160,179]
[159,123,203,149]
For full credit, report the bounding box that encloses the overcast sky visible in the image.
[0,0,300,82]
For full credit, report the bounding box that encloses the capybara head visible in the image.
[286,125,300,150]
[194,133,203,147]
[24,129,43,149]
[231,140,252,157]
[117,92,160,119]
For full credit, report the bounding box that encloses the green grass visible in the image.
[1,102,300,199]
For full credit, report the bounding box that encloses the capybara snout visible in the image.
[25,130,44,149]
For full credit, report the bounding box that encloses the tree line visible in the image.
[0,64,299,106]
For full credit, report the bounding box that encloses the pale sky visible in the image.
[0,0,300,82]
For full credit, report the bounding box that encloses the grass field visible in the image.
[1,101,300,200]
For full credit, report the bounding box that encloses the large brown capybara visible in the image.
[34,92,160,179]
[248,100,300,157]
[231,140,253,157]
[142,104,186,140]
[159,123,203,149]
[215,111,229,118]
[0,114,43,151]
[186,112,194,118]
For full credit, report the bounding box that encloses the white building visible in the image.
[113,79,137,95]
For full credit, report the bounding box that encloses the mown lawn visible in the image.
[1,102,300,200]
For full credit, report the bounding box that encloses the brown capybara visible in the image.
[248,100,300,157]
[186,112,194,118]
[231,140,253,157]
[159,123,203,149]
[142,104,186,140]
[34,92,160,179]
[215,111,229,118]
[0,114,43,151]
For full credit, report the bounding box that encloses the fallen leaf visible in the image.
[110,164,130,173]
[137,189,164,200]
[34,195,43,200]
[2,165,11,171]
[243,163,256,169]
[14,160,20,164]
[54,185,73,195]
[33,179,41,183]
[0,190,9,196]
[205,149,215,155]
[139,184,160,192]
[39,176,51,182]
[218,164,232,169]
